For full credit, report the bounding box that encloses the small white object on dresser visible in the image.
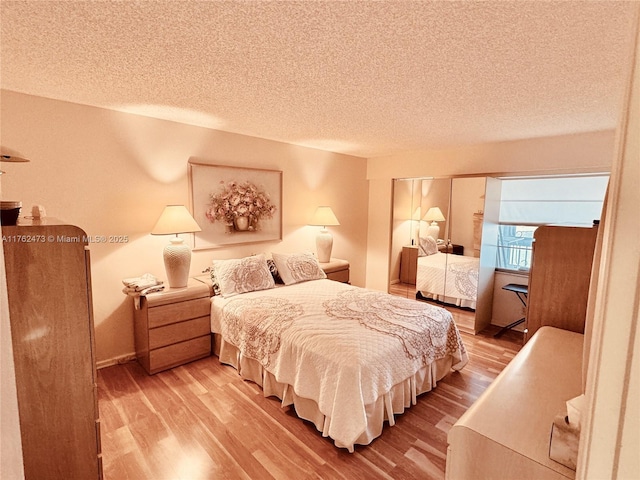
[133,278,211,374]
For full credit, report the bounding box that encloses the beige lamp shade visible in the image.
[423,206,445,241]
[309,206,340,227]
[151,205,201,288]
[423,206,445,223]
[309,206,340,263]
[151,205,202,235]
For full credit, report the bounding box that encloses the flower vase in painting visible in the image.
[206,180,276,234]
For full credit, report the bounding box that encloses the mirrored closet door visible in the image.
[390,177,486,333]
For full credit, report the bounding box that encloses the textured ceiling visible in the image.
[1,1,637,158]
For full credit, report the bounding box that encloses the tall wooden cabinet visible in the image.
[524,225,598,343]
[2,220,102,479]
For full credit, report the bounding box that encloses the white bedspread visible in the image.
[417,253,479,309]
[211,279,468,451]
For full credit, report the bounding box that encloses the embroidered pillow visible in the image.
[213,254,275,297]
[418,236,439,256]
[272,252,327,285]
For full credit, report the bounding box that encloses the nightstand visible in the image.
[439,243,464,255]
[133,278,211,374]
[319,258,350,283]
[400,245,419,284]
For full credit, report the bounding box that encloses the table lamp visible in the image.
[151,205,201,288]
[309,206,340,263]
[423,206,445,241]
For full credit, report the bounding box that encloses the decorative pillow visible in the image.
[418,236,439,256]
[213,254,275,297]
[198,267,220,296]
[209,268,222,296]
[266,258,283,284]
[271,252,327,285]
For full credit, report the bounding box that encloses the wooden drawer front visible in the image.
[149,335,211,374]
[149,316,210,350]
[327,269,349,283]
[148,297,210,328]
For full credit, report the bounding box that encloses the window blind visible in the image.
[499,175,609,226]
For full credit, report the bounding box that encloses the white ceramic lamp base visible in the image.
[426,222,440,241]
[316,229,333,263]
[163,237,191,288]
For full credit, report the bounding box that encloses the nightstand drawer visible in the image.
[319,258,350,283]
[148,297,210,328]
[326,269,349,283]
[149,316,210,349]
[149,335,211,373]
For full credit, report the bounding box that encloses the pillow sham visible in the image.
[266,258,284,284]
[209,268,222,296]
[213,254,275,297]
[271,252,327,285]
[196,268,221,296]
[418,236,439,256]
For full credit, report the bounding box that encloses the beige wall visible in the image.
[0,90,369,365]
[365,178,393,292]
[579,13,639,478]
[364,130,616,290]
[367,129,616,180]
[492,271,529,330]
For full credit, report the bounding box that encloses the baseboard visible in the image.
[96,353,137,370]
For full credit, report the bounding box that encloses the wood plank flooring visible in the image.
[98,327,522,479]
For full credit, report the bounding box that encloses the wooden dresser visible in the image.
[134,278,212,374]
[525,225,598,342]
[447,327,583,479]
[2,219,102,479]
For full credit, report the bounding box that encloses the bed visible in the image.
[207,252,468,452]
[416,252,479,310]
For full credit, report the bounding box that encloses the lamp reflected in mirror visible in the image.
[423,206,446,241]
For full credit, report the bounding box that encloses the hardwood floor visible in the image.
[98,328,522,480]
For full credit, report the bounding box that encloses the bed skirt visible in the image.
[213,334,455,452]
[418,291,476,310]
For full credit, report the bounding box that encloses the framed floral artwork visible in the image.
[188,161,283,249]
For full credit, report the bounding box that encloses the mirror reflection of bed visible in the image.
[390,177,486,333]
[416,242,479,304]
[415,249,479,333]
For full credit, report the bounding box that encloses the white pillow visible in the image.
[271,252,327,285]
[213,254,275,297]
[418,236,439,256]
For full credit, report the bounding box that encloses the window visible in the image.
[499,175,608,226]
[496,225,537,271]
[495,174,608,272]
